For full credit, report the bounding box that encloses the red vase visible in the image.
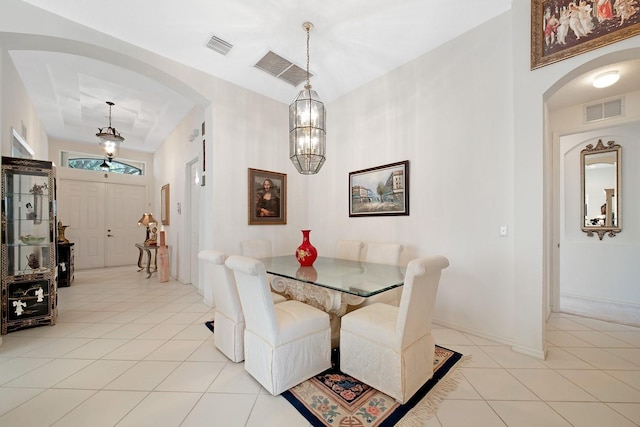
[295,229,318,266]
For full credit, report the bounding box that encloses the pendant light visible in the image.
[96,101,124,160]
[289,22,326,175]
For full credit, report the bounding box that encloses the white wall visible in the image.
[1,45,48,159]
[153,107,203,283]
[512,0,640,356]
[309,12,517,345]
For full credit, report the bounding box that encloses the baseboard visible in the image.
[560,294,640,327]
[432,319,513,347]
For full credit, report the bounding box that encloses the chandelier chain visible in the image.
[305,23,311,90]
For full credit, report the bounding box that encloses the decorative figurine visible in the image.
[26,253,40,270]
[57,221,69,243]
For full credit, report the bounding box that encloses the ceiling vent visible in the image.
[254,51,311,87]
[206,35,233,56]
[584,97,623,123]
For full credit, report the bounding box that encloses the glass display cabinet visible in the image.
[1,157,56,334]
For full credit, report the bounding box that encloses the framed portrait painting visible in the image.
[248,168,287,225]
[349,160,409,217]
[531,0,640,69]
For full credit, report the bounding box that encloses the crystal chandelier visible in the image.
[289,22,326,175]
[96,101,124,160]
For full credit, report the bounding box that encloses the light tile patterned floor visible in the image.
[0,266,639,426]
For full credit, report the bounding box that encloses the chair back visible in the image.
[335,240,363,261]
[203,250,243,322]
[241,239,272,259]
[396,255,449,347]
[225,255,278,342]
[365,242,403,265]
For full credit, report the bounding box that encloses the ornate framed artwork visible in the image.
[248,168,287,225]
[161,184,170,226]
[531,0,640,69]
[349,160,409,217]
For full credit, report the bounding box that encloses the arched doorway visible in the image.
[545,49,640,326]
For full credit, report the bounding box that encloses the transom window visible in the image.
[60,151,145,175]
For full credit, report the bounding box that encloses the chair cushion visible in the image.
[273,301,329,346]
[341,302,399,350]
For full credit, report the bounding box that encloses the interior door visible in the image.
[105,183,146,266]
[57,180,107,269]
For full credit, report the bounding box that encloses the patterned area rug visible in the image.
[282,346,465,427]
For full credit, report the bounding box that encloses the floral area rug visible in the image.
[281,345,466,427]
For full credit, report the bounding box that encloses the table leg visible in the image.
[270,276,365,348]
[144,247,152,278]
[136,246,145,271]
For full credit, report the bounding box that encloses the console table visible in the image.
[135,243,158,278]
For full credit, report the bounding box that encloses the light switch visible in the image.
[499,225,508,237]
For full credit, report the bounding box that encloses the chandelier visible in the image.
[289,22,326,175]
[96,101,124,160]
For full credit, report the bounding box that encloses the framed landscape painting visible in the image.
[349,160,409,217]
[531,0,640,69]
[248,168,287,225]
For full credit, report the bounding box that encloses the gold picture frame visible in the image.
[531,0,640,69]
[161,184,170,226]
[248,168,286,225]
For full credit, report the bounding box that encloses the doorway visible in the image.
[57,179,146,269]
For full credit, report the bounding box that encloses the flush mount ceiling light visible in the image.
[592,71,620,88]
[289,22,326,175]
[96,101,124,160]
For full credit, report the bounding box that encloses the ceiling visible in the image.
[6,0,640,154]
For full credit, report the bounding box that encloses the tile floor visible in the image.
[0,266,639,426]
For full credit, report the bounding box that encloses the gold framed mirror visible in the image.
[580,140,621,240]
[161,184,170,226]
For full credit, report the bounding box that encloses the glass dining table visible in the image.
[263,255,405,345]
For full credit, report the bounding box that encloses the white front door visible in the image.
[58,180,145,269]
[105,183,146,267]
[57,180,107,269]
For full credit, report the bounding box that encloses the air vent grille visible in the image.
[206,35,233,56]
[254,51,311,87]
[584,98,623,123]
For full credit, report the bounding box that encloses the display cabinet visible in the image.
[1,157,56,334]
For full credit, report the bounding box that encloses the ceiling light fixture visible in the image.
[592,71,620,88]
[96,101,124,160]
[100,158,110,171]
[289,22,326,175]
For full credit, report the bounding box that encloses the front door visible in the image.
[57,180,145,269]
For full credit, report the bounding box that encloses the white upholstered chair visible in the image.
[199,250,285,363]
[340,255,449,404]
[360,242,404,306]
[335,240,364,261]
[225,255,331,395]
[241,239,272,259]
[365,242,403,265]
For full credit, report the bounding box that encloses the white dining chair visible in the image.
[365,242,403,265]
[360,242,404,306]
[241,239,272,259]
[340,255,449,404]
[199,250,285,363]
[335,240,364,261]
[225,255,331,395]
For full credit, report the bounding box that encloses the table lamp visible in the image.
[137,213,158,245]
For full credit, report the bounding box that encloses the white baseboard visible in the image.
[560,294,640,327]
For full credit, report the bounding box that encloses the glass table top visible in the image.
[263,255,405,297]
